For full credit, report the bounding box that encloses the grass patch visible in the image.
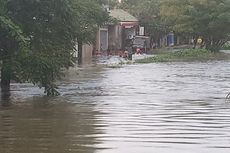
[222,42,230,50]
[136,49,229,63]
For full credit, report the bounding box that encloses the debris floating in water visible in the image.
[96,54,156,67]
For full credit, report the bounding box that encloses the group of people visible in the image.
[119,48,142,60]
[95,47,143,60]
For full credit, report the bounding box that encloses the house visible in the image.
[77,9,139,64]
[95,9,139,55]
[74,43,93,65]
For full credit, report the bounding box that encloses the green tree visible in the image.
[160,0,230,51]
[119,0,169,48]
[0,0,108,97]
[0,0,29,96]
[73,0,109,64]
[96,0,119,8]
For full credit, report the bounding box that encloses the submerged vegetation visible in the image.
[136,49,230,63]
[222,42,230,50]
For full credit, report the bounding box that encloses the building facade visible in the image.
[96,9,139,55]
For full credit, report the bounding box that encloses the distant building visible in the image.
[95,9,139,55]
[77,9,139,64]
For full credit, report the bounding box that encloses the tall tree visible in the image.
[119,0,169,48]
[0,0,108,97]
[73,0,109,64]
[0,0,29,95]
[160,0,230,50]
[96,0,119,8]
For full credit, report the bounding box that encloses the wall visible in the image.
[108,25,122,54]
[81,44,93,64]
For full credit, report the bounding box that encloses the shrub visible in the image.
[135,49,220,63]
[222,42,230,50]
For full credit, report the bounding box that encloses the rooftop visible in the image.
[109,9,138,22]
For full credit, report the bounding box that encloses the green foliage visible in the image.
[136,49,222,63]
[136,54,171,63]
[119,0,171,47]
[0,0,108,96]
[73,0,109,43]
[172,49,211,58]
[120,0,230,50]
[0,0,29,59]
[222,42,230,50]
[95,0,119,9]
[0,16,28,48]
[160,0,230,50]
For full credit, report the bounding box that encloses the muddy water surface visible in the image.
[1,61,230,153]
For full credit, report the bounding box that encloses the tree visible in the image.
[95,0,119,9]
[72,0,109,64]
[119,0,230,50]
[119,0,169,48]
[0,0,29,97]
[160,0,230,51]
[0,0,108,97]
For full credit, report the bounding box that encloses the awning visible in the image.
[120,21,139,28]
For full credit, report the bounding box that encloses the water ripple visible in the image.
[1,61,230,153]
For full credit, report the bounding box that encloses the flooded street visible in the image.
[1,61,230,153]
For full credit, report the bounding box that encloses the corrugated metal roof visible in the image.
[109,9,138,22]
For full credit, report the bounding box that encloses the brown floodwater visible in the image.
[1,60,230,153]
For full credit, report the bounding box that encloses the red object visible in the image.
[136,48,141,54]
[118,51,123,57]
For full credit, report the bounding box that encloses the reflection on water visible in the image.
[1,61,230,153]
[0,97,106,153]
